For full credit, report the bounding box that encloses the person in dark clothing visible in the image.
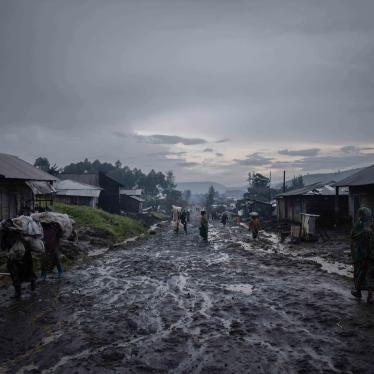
[41,222,63,280]
[221,212,228,227]
[199,211,209,242]
[1,224,36,298]
[180,209,188,234]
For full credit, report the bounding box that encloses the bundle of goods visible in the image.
[31,212,74,239]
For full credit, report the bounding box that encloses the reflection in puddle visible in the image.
[226,284,254,295]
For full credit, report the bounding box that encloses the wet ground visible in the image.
[1,218,374,373]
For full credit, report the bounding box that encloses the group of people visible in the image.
[198,210,261,242]
[0,213,69,298]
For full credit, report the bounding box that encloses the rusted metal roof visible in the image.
[0,153,56,181]
[25,181,56,195]
[336,164,374,187]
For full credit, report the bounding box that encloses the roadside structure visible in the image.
[59,172,123,213]
[276,182,349,227]
[54,179,102,208]
[0,153,56,220]
[335,164,374,222]
[120,188,144,214]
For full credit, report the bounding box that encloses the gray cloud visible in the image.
[203,148,214,153]
[271,153,374,171]
[136,134,208,146]
[1,0,374,185]
[177,161,200,168]
[278,148,320,157]
[215,139,230,144]
[216,153,224,157]
[234,153,273,166]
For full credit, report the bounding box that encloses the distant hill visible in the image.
[177,181,227,195]
[275,168,363,189]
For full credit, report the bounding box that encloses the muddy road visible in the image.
[1,220,374,373]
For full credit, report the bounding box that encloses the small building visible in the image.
[336,164,374,222]
[0,153,56,220]
[276,182,349,227]
[54,179,102,208]
[120,189,144,214]
[59,172,123,214]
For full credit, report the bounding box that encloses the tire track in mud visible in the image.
[1,221,374,373]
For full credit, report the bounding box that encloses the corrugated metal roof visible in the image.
[0,153,56,181]
[336,164,374,187]
[128,196,145,202]
[120,188,143,196]
[25,181,56,195]
[55,179,102,198]
[58,174,100,187]
[277,182,347,197]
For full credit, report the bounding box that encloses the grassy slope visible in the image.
[53,203,144,241]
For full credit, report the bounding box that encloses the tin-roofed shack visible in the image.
[120,189,144,214]
[276,182,349,227]
[0,153,56,220]
[54,179,102,208]
[59,172,123,213]
[336,164,374,222]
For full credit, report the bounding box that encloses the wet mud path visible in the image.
[1,220,374,373]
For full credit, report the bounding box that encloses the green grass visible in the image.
[53,203,144,241]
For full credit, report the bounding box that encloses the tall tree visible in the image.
[205,185,217,213]
[289,175,304,190]
[244,172,271,202]
[34,157,50,172]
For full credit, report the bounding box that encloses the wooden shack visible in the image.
[336,164,374,222]
[59,172,123,213]
[120,189,144,214]
[276,182,349,227]
[0,153,56,220]
[54,179,102,208]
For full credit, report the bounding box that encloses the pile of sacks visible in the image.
[1,212,75,260]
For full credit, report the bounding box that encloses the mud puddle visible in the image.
[1,220,374,373]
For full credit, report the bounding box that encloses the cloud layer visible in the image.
[1,0,374,185]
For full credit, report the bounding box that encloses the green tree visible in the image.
[244,172,271,202]
[34,157,50,172]
[289,175,304,191]
[205,185,217,213]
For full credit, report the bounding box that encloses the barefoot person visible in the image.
[199,211,208,242]
[351,207,374,304]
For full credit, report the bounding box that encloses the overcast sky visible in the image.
[1,0,374,185]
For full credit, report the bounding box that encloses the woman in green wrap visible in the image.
[351,207,374,304]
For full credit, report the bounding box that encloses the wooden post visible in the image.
[283,170,286,193]
[335,186,340,227]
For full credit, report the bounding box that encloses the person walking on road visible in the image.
[199,211,209,242]
[41,222,63,280]
[180,209,188,234]
[350,207,374,304]
[249,213,261,239]
[221,212,228,227]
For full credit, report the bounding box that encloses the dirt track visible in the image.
[1,219,374,373]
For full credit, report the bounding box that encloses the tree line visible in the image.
[34,157,189,211]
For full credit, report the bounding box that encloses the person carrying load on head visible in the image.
[1,219,38,298]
